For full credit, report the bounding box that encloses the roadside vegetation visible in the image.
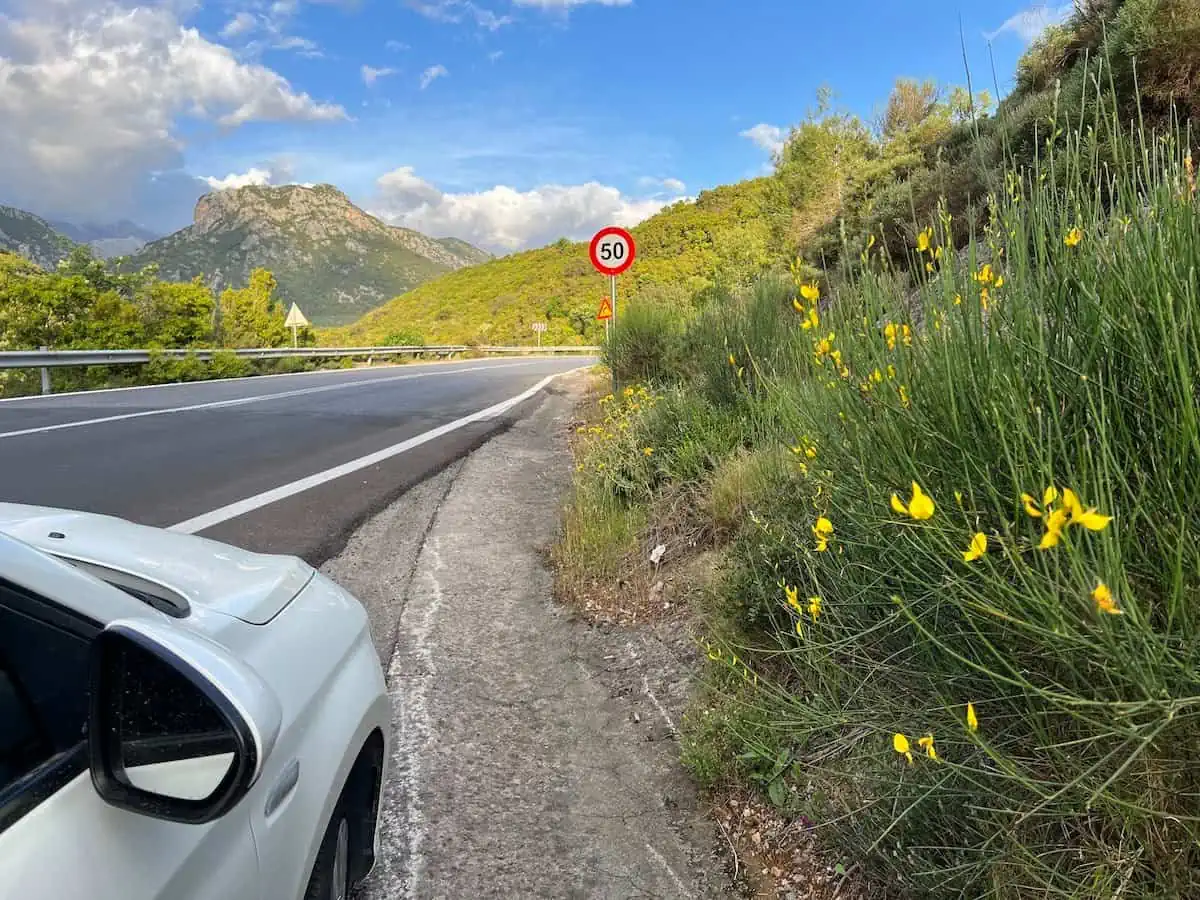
[556,2,1200,896]
[0,247,324,396]
[332,177,777,347]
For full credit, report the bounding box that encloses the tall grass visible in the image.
[580,97,1200,896]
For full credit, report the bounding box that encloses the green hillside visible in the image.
[333,178,779,347]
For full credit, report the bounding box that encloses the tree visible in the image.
[218,269,289,348]
[140,279,215,347]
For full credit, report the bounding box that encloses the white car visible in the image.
[0,504,390,900]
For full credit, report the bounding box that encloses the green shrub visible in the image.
[209,349,252,379]
[602,298,686,386]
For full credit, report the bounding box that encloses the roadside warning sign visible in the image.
[596,297,614,320]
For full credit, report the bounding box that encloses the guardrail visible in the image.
[0,345,600,394]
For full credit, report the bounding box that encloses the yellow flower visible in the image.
[893,732,914,765]
[599,394,614,405]
[918,734,938,761]
[1063,489,1112,530]
[974,263,995,285]
[792,297,805,314]
[887,364,896,379]
[954,293,962,306]
[1093,581,1121,615]
[867,233,877,250]
[980,287,990,311]
[870,368,883,384]
[814,535,829,553]
[898,385,910,408]
[814,517,834,535]
[892,481,935,520]
[925,261,935,274]
[966,703,978,732]
[902,324,912,346]
[806,446,818,459]
[728,353,736,367]
[1043,485,1059,506]
[934,245,944,260]
[807,596,822,618]
[1038,507,1070,550]
[643,447,654,456]
[802,307,820,330]
[916,228,933,254]
[795,619,804,637]
[800,283,820,302]
[1064,227,1084,248]
[784,584,802,613]
[955,490,964,506]
[994,275,1004,289]
[884,323,898,350]
[623,386,635,398]
[962,532,987,562]
[1020,492,1043,518]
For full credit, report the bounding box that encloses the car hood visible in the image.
[0,503,314,625]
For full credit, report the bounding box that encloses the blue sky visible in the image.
[0,0,1071,250]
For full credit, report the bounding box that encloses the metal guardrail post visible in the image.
[39,347,51,396]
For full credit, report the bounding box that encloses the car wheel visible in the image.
[305,806,351,900]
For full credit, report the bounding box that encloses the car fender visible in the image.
[234,573,390,900]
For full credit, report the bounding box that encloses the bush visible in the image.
[209,349,252,379]
[602,298,686,386]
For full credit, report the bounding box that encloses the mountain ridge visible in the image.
[127,183,491,325]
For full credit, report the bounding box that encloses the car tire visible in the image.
[304,805,352,900]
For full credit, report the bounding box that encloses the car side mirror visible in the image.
[88,619,282,825]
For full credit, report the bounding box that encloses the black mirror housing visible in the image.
[88,624,259,825]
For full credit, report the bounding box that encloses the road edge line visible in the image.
[168,367,587,535]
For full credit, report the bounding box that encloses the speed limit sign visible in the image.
[589,227,636,276]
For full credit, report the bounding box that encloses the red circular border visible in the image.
[589,227,637,276]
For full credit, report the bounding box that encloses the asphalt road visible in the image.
[0,358,589,561]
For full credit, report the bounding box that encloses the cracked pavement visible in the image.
[322,380,730,899]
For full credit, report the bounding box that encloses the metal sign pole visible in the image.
[610,275,617,328]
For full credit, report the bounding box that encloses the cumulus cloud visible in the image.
[420,64,449,89]
[372,166,678,253]
[740,123,787,156]
[202,167,275,190]
[0,3,345,223]
[361,64,397,86]
[987,3,1074,43]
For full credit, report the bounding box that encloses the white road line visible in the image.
[168,369,581,534]
[0,363,533,440]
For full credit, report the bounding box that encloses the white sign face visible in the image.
[284,303,310,328]
[594,233,631,269]
[532,322,548,333]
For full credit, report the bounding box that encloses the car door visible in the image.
[0,579,261,900]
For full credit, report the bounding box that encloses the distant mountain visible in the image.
[127,184,492,326]
[51,220,160,259]
[335,178,777,347]
[0,205,76,269]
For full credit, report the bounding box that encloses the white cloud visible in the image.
[361,64,397,86]
[202,167,275,190]
[386,39,410,51]
[637,175,687,195]
[420,64,448,89]
[220,11,258,39]
[488,50,503,62]
[740,123,787,156]
[0,3,345,222]
[514,0,632,7]
[407,1,512,29]
[372,166,675,253]
[987,3,1074,43]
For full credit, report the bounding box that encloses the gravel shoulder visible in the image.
[322,377,731,899]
